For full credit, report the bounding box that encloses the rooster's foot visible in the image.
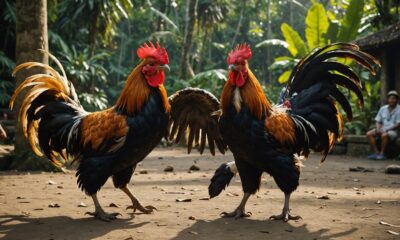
[269,210,301,222]
[126,200,157,214]
[221,208,252,220]
[85,210,120,222]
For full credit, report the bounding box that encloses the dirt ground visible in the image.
[0,147,399,240]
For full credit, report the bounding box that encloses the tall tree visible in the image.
[12,0,51,170]
[179,0,197,80]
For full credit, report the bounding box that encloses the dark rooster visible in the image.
[11,42,218,221]
[168,43,379,221]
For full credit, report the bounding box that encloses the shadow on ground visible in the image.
[171,217,357,240]
[0,214,148,240]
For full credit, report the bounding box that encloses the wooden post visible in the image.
[380,50,388,105]
[395,47,400,95]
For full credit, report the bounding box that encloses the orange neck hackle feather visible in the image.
[115,60,170,115]
[221,67,272,120]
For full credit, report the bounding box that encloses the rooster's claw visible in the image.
[221,209,252,219]
[269,212,302,222]
[85,211,120,222]
[126,204,157,214]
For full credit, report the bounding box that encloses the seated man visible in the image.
[366,90,400,160]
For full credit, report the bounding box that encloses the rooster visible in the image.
[10,42,221,221]
[168,43,379,221]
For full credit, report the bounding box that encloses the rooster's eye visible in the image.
[149,63,155,66]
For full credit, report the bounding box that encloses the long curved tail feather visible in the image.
[286,43,379,162]
[10,51,86,167]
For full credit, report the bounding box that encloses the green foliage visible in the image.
[255,39,289,49]
[269,0,366,84]
[344,80,381,135]
[370,0,400,29]
[56,0,133,48]
[0,0,385,119]
[59,45,110,111]
[190,69,227,97]
[0,79,13,105]
[337,0,365,42]
[281,23,307,57]
[0,51,15,105]
[305,2,329,49]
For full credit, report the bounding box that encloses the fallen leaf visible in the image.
[47,180,57,185]
[317,195,330,200]
[189,231,199,235]
[360,214,378,218]
[189,165,200,171]
[164,166,174,172]
[57,186,64,189]
[260,231,270,234]
[78,202,87,207]
[199,197,209,201]
[48,203,60,208]
[353,179,360,182]
[387,230,399,236]
[188,216,196,220]
[124,237,134,240]
[33,208,44,211]
[165,191,185,195]
[139,170,148,174]
[22,211,30,216]
[380,221,400,228]
[176,198,192,202]
[226,192,239,197]
[109,203,119,208]
[349,167,374,172]
[362,208,381,211]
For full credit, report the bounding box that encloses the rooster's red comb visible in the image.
[227,43,252,64]
[137,42,169,64]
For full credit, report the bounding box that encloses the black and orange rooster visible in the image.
[10,42,224,221]
[168,43,379,221]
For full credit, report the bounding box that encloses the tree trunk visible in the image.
[379,51,388,106]
[197,28,209,72]
[264,0,272,85]
[231,4,244,47]
[179,0,197,80]
[13,0,54,170]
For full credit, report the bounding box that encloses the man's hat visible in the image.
[387,90,399,98]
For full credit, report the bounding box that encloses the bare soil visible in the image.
[0,147,400,240]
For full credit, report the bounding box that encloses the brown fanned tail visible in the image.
[168,87,227,155]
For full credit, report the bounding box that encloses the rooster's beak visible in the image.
[159,64,170,72]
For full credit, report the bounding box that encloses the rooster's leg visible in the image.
[221,193,252,219]
[86,194,120,222]
[121,186,157,214]
[269,193,301,222]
